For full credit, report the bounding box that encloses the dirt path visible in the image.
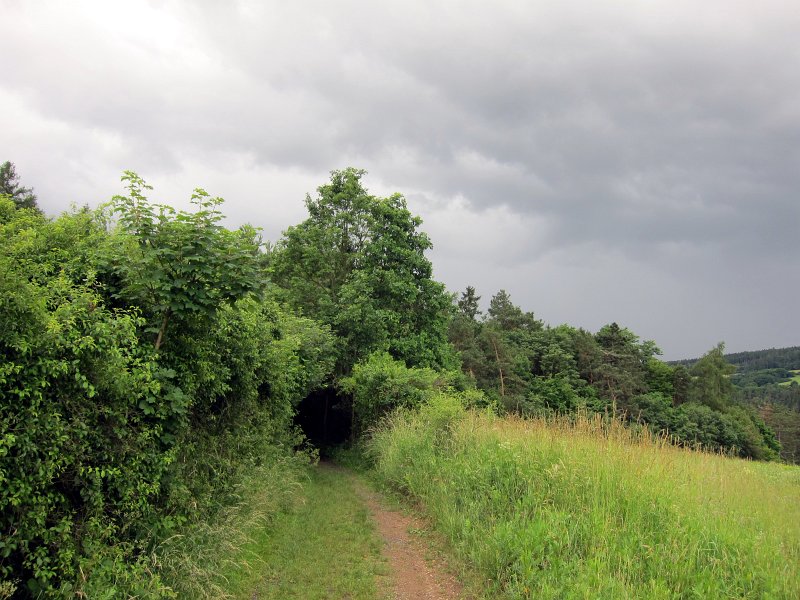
[350,475,465,600]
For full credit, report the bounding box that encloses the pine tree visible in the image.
[0,161,39,211]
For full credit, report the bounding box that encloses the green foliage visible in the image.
[689,342,735,410]
[107,171,264,349]
[340,351,441,433]
[645,357,674,398]
[726,351,800,464]
[487,289,539,332]
[756,402,800,463]
[733,368,795,388]
[3,164,791,596]
[669,403,779,460]
[457,285,481,320]
[672,364,691,405]
[0,177,336,596]
[1,201,180,595]
[0,259,175,595]
[674,345,800,372]
[271,168,455,374]
[592,322,658,409]
[447,287,778,459]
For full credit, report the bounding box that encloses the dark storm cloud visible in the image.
[1,0,798,357]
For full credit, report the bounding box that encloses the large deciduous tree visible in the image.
[271,168,455,374]
[689,342,736,410]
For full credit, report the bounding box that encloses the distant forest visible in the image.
[673,346,800,372]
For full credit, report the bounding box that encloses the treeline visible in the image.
[0,166,788,596]
[447,289,780,460]
[673,346,800,372]
[711,347,800,464]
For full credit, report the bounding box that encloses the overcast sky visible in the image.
[2,0,798,359]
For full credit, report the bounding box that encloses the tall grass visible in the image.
[156,453,310,598]
[369,394,800,599]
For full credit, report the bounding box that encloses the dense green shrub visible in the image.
[340,352,439,432]
[0,181,336,596]
[340,351,484,435]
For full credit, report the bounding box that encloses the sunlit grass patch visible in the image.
[778,370,800,386]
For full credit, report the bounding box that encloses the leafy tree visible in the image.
[0,161,39,211]
[487,289,540,331]
[448,313,484,382]
[524,376,583,414]
[592,323,657,410]
[689,342,735,411]
[672,364,691,406]
[340,351,440,432]
[573,328,604,386]
[756,402,800,462]
[479,323,514,401]
[0,199,179,594]
[645,358,675,398]
[0,173,343,595]
[271,168,455,374]
[631,392,674,432]
[107,171,264,350]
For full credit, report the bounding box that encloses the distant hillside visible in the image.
[671,346,800,371]
[674,346,800,463]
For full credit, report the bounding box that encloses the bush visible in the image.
[340,351,440,433]
[0,186,337,596]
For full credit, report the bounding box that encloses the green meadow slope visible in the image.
[369,396,800,599]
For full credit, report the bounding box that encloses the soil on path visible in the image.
[347,471,465,600]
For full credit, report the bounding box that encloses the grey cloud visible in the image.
[1,0,797,357]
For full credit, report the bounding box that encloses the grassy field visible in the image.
[369,395,800,599]
[779,369,800,386]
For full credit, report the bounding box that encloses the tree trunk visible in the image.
[350,399,356,444]
[154,310,171,351]
[491,336,505,397]
[323,395,329,445]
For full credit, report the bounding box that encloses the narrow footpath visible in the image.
[235,462,465,600]
[351,473,464,600]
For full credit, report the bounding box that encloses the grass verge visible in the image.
[221,462,387,599]
[147,452,310,598]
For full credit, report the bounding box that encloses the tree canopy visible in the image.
[271,167,455,375]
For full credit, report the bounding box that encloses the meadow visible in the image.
[779,370,800,386]
[368,395,800,599]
